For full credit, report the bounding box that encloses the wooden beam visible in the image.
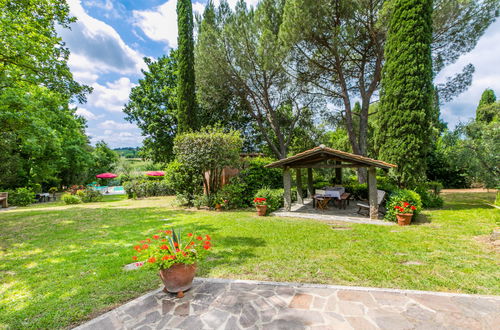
[283,167,292,211]
[368,167,378,219]
[296,168,303,204]
[290,164,367,169]
[307,168,314,198]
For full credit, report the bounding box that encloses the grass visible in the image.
[0,192,499,329]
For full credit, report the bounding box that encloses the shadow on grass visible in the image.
[412,213,432,225]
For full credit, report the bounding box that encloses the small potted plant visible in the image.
[393,201,417,226]
[131,228,212,298]
[254,197,268,216]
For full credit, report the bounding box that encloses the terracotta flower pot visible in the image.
[215,204,222,212]
[256,204,267,216]
[396,213,413,226]
[159,263,197,296]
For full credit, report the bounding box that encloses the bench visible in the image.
[0,192,8,208]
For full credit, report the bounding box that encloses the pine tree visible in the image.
[476,89,498,123]
[377,0,434,187]
[176,0,197,132]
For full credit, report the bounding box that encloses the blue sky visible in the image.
[62,0,500,148]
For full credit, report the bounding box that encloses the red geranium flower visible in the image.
[196,236,203,241]
[174,242,179,248]
[152,235,160,240]
[134,245,141,252]
[147,257,156,263]
[146,238,151,243]
[411,205,416,210]
[165,230,172,235]
[203,244,211,250]
[142,244,149,249]
[205,234,211,241]
[132,256,138,260]
[160,244,169,250]
[187,233,193,237]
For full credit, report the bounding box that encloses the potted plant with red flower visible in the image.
[131,228,212,297]
[253,197,268,216]
[393,201,417,226]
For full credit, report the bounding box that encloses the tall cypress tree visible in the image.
[176,0,197,132]
[377,0,434,187]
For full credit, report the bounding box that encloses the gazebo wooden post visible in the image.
[283,166,292,211]
[296,168,303,204]
[335,161,342,184]
[307,168,314,198]
[368,167,378,219]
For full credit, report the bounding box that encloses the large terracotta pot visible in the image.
[215,204,222,212]
[256,205,267,216]
[159,263,196,296]
[396,213,413,226]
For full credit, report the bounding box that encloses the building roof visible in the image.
[265,145,397,169]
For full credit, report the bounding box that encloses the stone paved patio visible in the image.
[74,278,500,330]
[272,199,394,226]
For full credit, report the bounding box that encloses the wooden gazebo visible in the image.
[265,145,397,219]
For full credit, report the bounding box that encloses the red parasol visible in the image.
[146,171,165,177]
[96,173,118,179]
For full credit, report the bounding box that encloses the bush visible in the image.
[384,189,423,222]
[344,182,368,200]
[254,188,284,214]
[496,191,500,206]
[48,187,58,194]
[164,160,201,204]
[237,157,282,204]
[8,188,35,206]
[415,184,444,208]
[62,194,82,204]
[313,181,331,189]
[218,181,248,209]
[77,189,103,203]
[123,180,173,199]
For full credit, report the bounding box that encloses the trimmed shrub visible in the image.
[384,189,423,222]
[62,194,82,204]
[123,180,173,199]
[8,188,35,206]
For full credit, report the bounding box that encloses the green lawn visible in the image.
[0,193,499,329]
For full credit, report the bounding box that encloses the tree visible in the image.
[176,0,197,132]
[377,0,434,187]
[92,141,118,175]
[173,127,242,203]
[476,89,498,123]
[280,0,499,182]
[196,0,317,160]
[124,54,178,163]
[0,0,90,102]
[452,119,499,188]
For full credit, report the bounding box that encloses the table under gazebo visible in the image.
[265,145,397,220]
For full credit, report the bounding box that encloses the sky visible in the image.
[61,0,500,148]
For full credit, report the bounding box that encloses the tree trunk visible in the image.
[283,167,292,211]
[368,167,378,220]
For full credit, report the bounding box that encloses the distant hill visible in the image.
[114,147,140,158]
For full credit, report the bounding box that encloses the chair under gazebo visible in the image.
[265,145,397,220]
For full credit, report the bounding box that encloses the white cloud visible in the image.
[87,77,136,112]
[98,120,136,130]
[74,106,102,120]
[62,0,145,78]
[133,0,259,47]
[88,127,144,148]
[436,20,500,128]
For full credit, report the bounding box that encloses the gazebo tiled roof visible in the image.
[265,145,397,169]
